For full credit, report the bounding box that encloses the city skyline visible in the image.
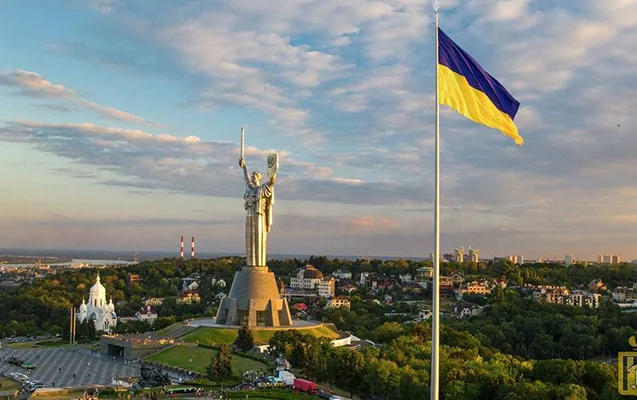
[1,1,636,260]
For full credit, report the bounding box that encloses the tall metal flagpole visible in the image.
[431,1,441,399]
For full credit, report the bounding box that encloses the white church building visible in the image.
[77,273,117,332]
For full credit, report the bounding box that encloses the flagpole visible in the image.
[431,2,440,400]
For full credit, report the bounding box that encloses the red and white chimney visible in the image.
[191,237,195,260]
[180,236,184,260]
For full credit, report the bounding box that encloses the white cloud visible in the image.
[0,70,154,126]
[0,120,424,206]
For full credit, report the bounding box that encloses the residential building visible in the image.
[468,247,480,263]
[495,278,508,288]
[182,277,199,291]
[401,282,423,294]
[588,279,607,293]
[292,303,308,313]
[144,298,164,307]
[290,265,324,290]
[135,305,158,324]
[584,294,601,308]
[360,272,372,285]
[416,266,433,281]
[450,273,465,287]
[326,297,351,310]
[210,277,227,288]
[451,302,482,319]
[177,289,200,304]
[534,289,600,308]
[332,269,352,280]
[440,276,455,298]
[462,281,492,296]
[613,287,637,303]
[599,254,622,264]
[454,246,464,263]
[565,254,575,265]
[339,283,357,294]
[506,255,520,264]
[126,273,142,285]
[318,278,336,298]
[418,310,432,320]
[398,273,413,282]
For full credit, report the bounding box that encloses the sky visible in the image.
[0,0,636,261]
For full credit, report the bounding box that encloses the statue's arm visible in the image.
[239,158,251,185]
[268,171,277,186]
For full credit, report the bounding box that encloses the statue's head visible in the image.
[252,171,263,184]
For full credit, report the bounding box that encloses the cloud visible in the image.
[0,120,425,206]
[350,216,398,229]
[0,70,75,97]
[9,0,637,259]
[33,214,233,228]
[85,0,119,14]
[0,70,153,126]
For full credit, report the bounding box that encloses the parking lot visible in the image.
[0,348,139,387]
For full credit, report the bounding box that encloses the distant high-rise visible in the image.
[469,247,479,263]
[454,246,464,263]
[506,255,519,264]
[598,254,621,264]
[565,254,574,265]
[517,255,524,265]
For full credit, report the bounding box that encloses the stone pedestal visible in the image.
[216,266,293,327]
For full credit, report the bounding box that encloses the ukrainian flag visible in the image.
[438,28,523,145]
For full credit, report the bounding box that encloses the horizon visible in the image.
[1,1,636,261]
[1,247,633,264]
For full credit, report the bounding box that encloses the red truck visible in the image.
[293,378,318,394]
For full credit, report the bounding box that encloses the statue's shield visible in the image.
[267,153,279,179]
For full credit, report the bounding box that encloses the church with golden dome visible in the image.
[77,272,117,332]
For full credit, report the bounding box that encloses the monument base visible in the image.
[215,266,293,327]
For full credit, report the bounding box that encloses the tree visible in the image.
[334,349,365,398]
[234,324,254,352]
[218,344,233,378]
[87,319,96,340]
[372,322,405,343]
[206,355,219,380]
[206,344,233,379]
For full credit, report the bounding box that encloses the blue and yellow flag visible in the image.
[438,28,522,145]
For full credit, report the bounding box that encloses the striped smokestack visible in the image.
[191,237,195,260]
[180,236,184,260]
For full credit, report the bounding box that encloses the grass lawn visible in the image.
[154,322,183,338]
[9,338,99,350]
[147,344,268,375]
[9,338,68,349]
[182,326,340,346]
[182,327,239,345]
[0,376,21,391]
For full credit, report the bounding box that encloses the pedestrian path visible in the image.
[0,348,139,387]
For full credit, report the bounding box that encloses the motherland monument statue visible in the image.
[215,127,292,327]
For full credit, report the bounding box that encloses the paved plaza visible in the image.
[0,348,139,387]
